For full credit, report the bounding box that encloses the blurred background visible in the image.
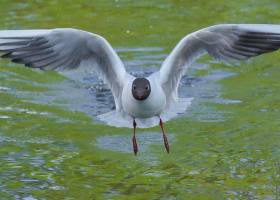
[0,0,280,199]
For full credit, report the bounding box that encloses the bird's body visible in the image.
[1,24,280,154]
[122,73,166,118]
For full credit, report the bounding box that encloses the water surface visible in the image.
[0,1,280,199]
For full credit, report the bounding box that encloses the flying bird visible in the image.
[1,24,280,155]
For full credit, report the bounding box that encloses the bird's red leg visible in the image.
[159,118,170,153]
[132,118,138,155]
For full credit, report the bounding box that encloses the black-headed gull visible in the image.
[1,24,280,155]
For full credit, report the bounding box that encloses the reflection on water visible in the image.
[0,46,242,198]
[96,131,174,153]
[96,131,175,166]
[1,1,279,199]
[0,133,79,198]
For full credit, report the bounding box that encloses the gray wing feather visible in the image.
[160,24,280,103]
[0,28,128,110]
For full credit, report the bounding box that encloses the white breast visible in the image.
[121,74,166,118]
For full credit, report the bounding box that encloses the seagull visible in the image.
[1,24,280,155]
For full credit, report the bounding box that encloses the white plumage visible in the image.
[1,24,280,128]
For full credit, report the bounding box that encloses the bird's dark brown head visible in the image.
[132,78,151,101]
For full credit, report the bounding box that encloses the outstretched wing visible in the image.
[0,28,128,110]
[160,24,280,103]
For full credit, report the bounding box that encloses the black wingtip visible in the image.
[25,63,33,68]
[1,52,12,58]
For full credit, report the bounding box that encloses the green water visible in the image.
[0,1,280,199]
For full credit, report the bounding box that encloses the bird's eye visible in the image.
[133,85,136,90]
[145,85,149,90]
